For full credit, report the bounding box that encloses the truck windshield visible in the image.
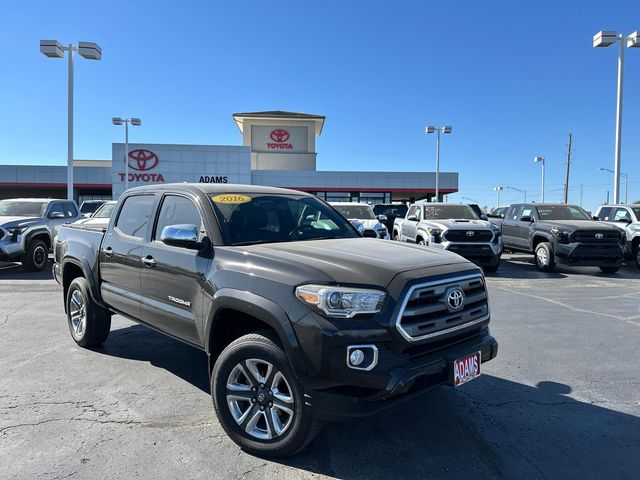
[422,205,478,220]
[373,204,408,217]
[536,206,591,220]
[0,200,46,217]
[210,194,360,246]
[332,204,375,219]
[93,202,116,218]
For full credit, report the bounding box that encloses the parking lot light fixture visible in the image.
[494,186,503,209]
[599,167,629,203]
[506,186,527,203]
[426,125,453,201]
[593,30,640,204]
[40,40,102,201]
[112,117,143,192]
[533,156,545,202]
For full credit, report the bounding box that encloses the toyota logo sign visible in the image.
[128,149,159,171]
[595,233,604,240]
[466,231,475,237]
[270,129,290,143]
[446,288,465,312]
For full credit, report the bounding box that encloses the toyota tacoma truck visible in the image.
[594,204,640,269]
[0,198,81,271]
[392,202,503,272]
[501,203,625,272]
[330,202,390,239]
[53,184,498,457]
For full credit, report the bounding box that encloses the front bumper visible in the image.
[0,237,27,261]
[554,242,623,266]
[305,330,498,421]
[430,240,502,266]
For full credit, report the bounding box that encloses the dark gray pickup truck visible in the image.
[53,184,498,457]
[500,203,625,273]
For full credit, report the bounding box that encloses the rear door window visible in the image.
[115,195,156,239]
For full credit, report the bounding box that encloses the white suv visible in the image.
[595,204,640,268]
[330,202,390,239]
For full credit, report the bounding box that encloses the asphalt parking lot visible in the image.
[1,254,639,480]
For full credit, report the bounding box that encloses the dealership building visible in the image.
[0,111,458,204]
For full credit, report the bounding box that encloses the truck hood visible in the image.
[0,216,42,228]
[538,220,623,232]
[243,238,468,287]
[423,219,492,230]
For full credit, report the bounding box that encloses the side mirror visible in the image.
[592,216,600,221]
[377,214,388,222]
[161,224,203,250]
[520,215,533,223]
[480,215,488,221]
[48,211,65,219]
[407,215,418,222]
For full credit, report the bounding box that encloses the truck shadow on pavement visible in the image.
[97,324,640,479]
[0,261,54,280]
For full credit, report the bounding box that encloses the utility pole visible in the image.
[580,184,584,207]
[563,133,573,204]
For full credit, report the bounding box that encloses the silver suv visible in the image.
[0,198,81,271]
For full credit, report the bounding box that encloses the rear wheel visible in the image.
[66,277,111,348]
[417,238,426,246]
[21,239,48,272]
[534,242,555,272]
[599,266,620,274]
[212,333,323,457]
[392,231,399,241]
[483,262,499,273]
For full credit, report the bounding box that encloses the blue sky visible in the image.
[1,0,639,210]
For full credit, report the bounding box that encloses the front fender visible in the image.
[204,288,307,377]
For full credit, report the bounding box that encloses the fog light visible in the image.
[349,349,365,366]
[346,345,379,371]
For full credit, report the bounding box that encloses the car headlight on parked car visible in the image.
[7,226,27,241]
[295,284,386,318]
[550,226,571,244]
[426,226,442,243]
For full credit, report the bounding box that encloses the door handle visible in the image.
[103,247,114,257]
[141,256,157,268]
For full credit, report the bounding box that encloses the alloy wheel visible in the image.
[69,290,87,338]
[226,358,295,440]
[33,245,47,268]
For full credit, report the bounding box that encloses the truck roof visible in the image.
[126,183,313,197]
[0,198,61,202]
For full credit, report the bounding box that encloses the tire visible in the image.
[21,239,49,272]
[483,262,499,273]
[534,242,555,272]
[211,332,323,457]
[417,238,426,246]
[66,277,111,348]
[392,231,399,241]
[599,266,620,274]
[635,246,640,270]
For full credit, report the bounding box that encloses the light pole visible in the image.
[593,30,640,204]
[494,186,503,209]
[506,186,527,202]
[112,117,142,192]
[426,125,453,202]
[533,156,545,202]
[599,167,629,203]
[40,40,102,201]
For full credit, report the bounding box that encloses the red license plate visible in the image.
[453,351,481,386]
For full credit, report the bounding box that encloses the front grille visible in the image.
[447,244,494,259]
[443,230,493,242]
[573,230,620,243]
[378,227,388,238]
[395,274,489,342]
[362,229,377,238]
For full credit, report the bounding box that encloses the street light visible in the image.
[600,167,629,203]
[533,156,545,202]
[40,40,102,200]
[494,186,503,209]
[593,30,640,204]
[506,186,527,202]
[426,125,453,201]
[112,117,142,192]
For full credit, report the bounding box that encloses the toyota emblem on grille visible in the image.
[466,231,475,237]
[595,233,604,239]
[446,288,465,311]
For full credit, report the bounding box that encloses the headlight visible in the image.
[357,223,365,233]
[7,226,27,235]
[295,284,386,318]
[551,227,570,244]
[426,226,442,243]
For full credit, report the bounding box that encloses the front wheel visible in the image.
[634,246,640,269]
[21,239,48,272]
[211,333,323,457]
[599,266,620,274]
[534,242,555,272]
